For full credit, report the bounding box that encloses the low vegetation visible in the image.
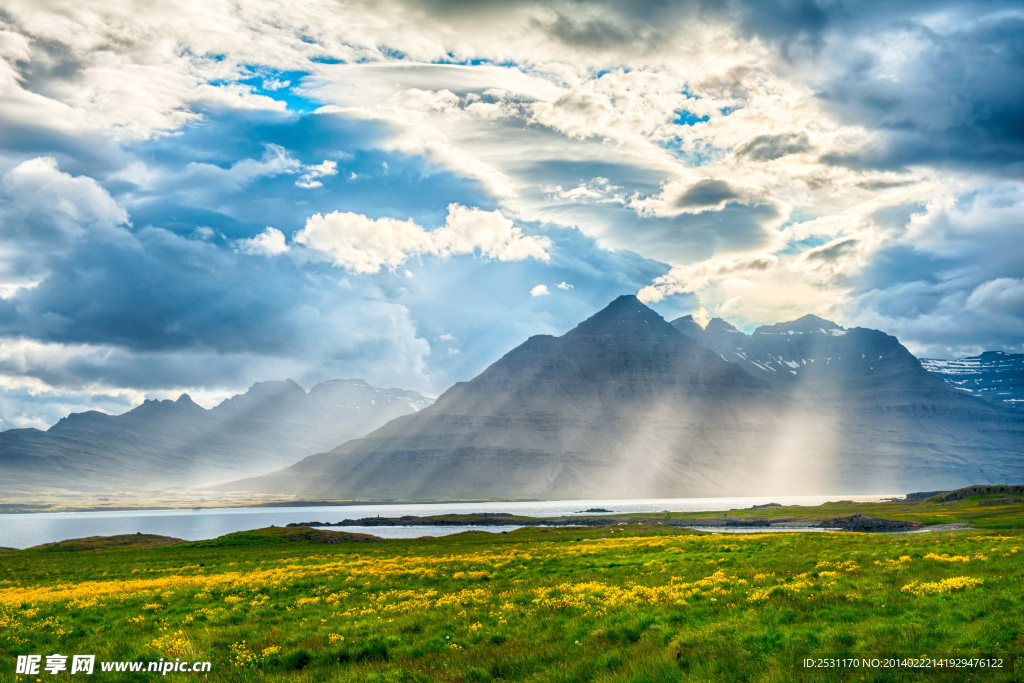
[1,495,1021,681]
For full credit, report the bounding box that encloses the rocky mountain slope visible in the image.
[0,379,432,494]
[921,352,1024,411]
[227,298,1023,499]
[669,314,972,408]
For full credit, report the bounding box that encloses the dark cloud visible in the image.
[12,35,89,95]
[629,201,781,263]
[803,237,857,263]
[673,179,743,209]
[533,13,665,51]
[735,132,811,161]
[3,230,302,353]
[734,2,1024,173]
[845,186,1024,357]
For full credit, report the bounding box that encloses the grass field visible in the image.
[1,493,1021,682]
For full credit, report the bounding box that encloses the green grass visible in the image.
[1,501,1022,682]
[643,492,1024,529]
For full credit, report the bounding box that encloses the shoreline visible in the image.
[0,492,902,515]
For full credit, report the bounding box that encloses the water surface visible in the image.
[0,494,895,549]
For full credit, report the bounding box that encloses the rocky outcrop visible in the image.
[930,485,1024,502]
[904,490,950,502]
[681,516,771,527]
[819,513,922,531]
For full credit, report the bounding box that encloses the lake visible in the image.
[0,494,896,549]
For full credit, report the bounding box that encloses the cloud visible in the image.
[733,4,1024,174]
[734,132,812,161]
[432,204,552,262]
[295,203,551,274]
[174,143,302,197]
[966,278,1024,317]
[530,284,550,296]
[235,227,289,256]
[557,281,572,290]
[296,159,338,188]
[295,211,434,274]
[1,156,129,243]
[0,0,1021,427]
[0,156,130,295]
[543,176,626,205]
[632,176,779,217]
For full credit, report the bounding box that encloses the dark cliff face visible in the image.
[232,296,1023,501]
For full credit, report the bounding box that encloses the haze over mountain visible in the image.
[228,297,1023,500]
[921,353,1024,412]
[0,379,432,495]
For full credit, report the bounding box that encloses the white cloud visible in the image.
[557,281,573,290]
[295,212,434,274]
[0,0,931,274]
[2,157,129,240]
[431,204,551,263]
[544,177,625,204]
[637,250,849,327]
[0,157,130,294]
[173,144,302,202]
[530,284,550,297]
[296,159,339,189]
[236,227,289,256]
[295,203,551,274]
[967,278,1024,315]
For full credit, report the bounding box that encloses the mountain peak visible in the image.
[705,318,742,334]
[669,314,706,340]
[565,295,681,338]
[753,314,844,336]
[795,313,842,328]
[246,379,307,396]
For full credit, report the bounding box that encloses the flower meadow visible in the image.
[1,508,1022,681]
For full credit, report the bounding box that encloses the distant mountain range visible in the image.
[674,311,1023,412]
[0,379,432,494]
[227,297,1023,499]
[921,352,1024,411]
[669,313,980,412]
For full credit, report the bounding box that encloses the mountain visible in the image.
[669,314,988,413]
[921,352,1024,411]
[0,379,432,494]
[226,297,1023,499]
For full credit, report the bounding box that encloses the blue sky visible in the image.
[0,0,1022,428]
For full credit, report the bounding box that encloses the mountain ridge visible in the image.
[921,352,1024,411]
[0,378,434,494]
[227,296,1023,499]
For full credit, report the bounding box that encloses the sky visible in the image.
[0,0,1022,429]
